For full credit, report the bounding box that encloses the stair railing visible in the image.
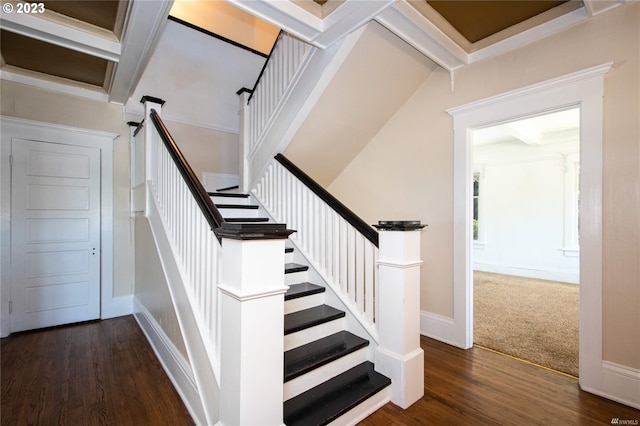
[238,31,317,192]
[138,97,293,424]
[254,153,380,339]
[253,153,427,409]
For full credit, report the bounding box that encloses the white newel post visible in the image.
[140,95,166,214]
[374,220,426,409]
[237,88,251,194]
[216,223,294,426]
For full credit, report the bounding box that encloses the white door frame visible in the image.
[447,63,612,392]
[1,116,116,337]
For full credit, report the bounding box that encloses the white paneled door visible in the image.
[11,139,101,332]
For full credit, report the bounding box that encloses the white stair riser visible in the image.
[284,293,325,315]
[209,195,250,205]
[285,270,309,285]
[284,318,344,351]
[284,348,368,401]
[218,208,261,219]
[285,250,294,264]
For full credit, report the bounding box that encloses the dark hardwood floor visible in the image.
[2,316,638,425]
[362,335,640,425]
[1,316,194,426]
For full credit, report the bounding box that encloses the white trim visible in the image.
[125,106,240,136]
[226,0,395,49]
[474,262,579,284]
[0,8,121,62]
[447,63,614,115]
[1,67,109,103]
[107,0,172,104]
[133,297,207,425]
[375,0,467,71]
[587,361,640,410]
[447,63,620,402]
[376,260,423,269]
[0,116,117,335]
[419,311,459,348]
[467,8,589,65]
[217,284,288,302]
[102,295,134,319]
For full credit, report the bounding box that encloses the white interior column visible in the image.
[217,223,294,426]
[374,220,426,409]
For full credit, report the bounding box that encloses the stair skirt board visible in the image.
[133,299,207,426]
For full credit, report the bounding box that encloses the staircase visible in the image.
[210,189,391,425]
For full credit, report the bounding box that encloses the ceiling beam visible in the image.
[108,0,174,104]
[583,0,626,17]
[504,122,542,146]
[375,0,468,71]
[0,8,121,62]
[225,0,396,49]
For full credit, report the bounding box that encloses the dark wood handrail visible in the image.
[150,109,225,231]
[247,30,284,104]
[275,154,379,247]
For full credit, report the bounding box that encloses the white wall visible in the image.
[473,140,579,283]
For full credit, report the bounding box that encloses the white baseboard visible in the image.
[420,311,464,348]
[133,297,207,425]
[474,262,579,284]
[101,295,133,319]
[581,361,640,410]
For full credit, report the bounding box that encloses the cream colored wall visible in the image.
[169,0,279,55]
[328,3,639,368]
[1,80,134,298]
[134,215,189,360]
[283,21,438,186]
[162,120,239,180]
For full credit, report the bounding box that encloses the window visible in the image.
[473,172,480,240]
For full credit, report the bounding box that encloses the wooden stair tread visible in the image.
[284,331,368,382]
[223,217,269,223]
[283,361,391,426]
[207,192,250,198]
[215,204,259,209]
[285,283,325,301]
[284,305,344,335]
[285,263,309,274]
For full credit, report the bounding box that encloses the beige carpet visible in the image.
[474,271,579,377]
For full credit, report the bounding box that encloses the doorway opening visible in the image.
[470,108,580,376]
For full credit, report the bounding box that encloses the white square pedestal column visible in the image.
[216,223,294,426]
[373,221,426,409]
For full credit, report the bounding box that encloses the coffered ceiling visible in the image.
[0,0,172,103]
[0,0,627,103]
